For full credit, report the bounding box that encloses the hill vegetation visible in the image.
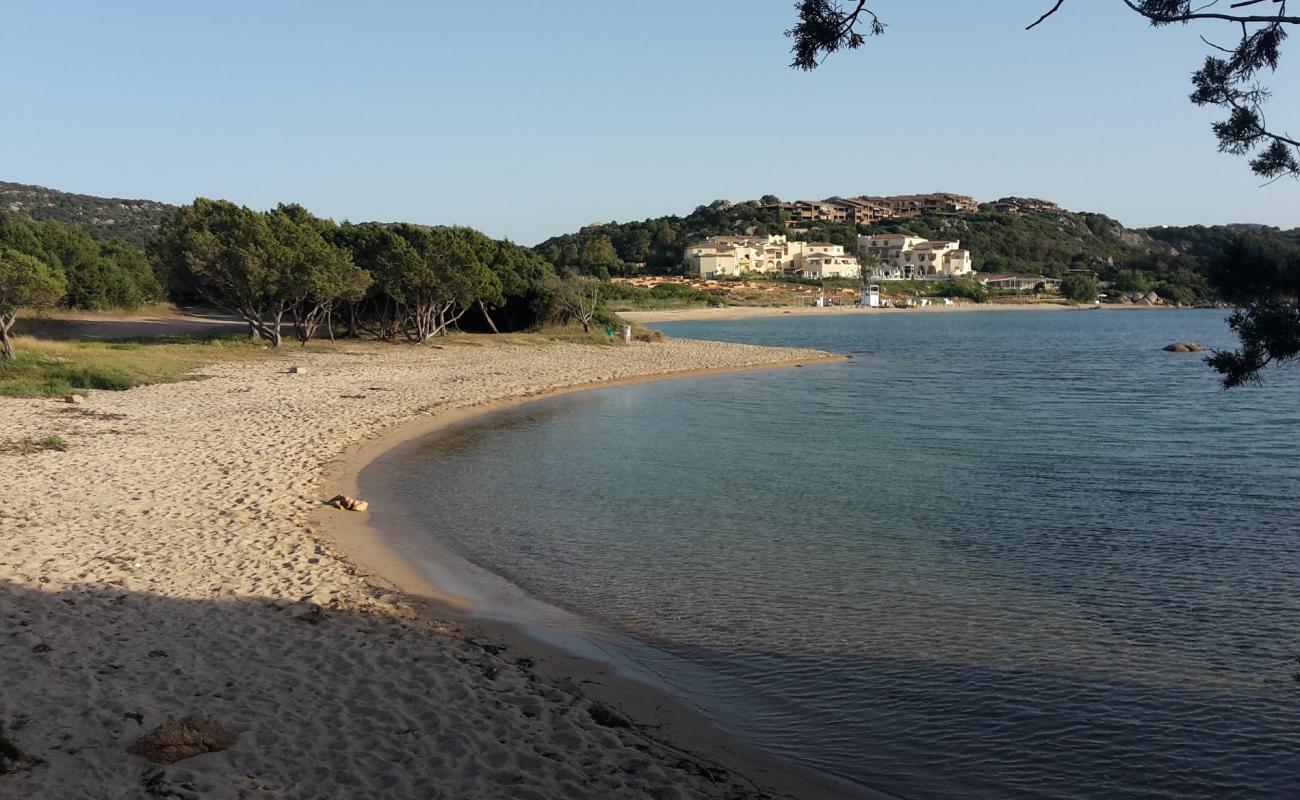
[0,181,175,249]
[0,186,578,362]
[0,211,163,311]
[535,198,1187,279]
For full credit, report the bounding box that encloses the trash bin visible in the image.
[619,324,632,343]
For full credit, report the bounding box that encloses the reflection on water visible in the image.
[365,310,1300,800]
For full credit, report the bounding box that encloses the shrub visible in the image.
[933,279,989,303]
[1060,274,1101,302]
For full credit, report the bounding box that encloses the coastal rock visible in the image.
[1163,342,1204,353]
[326,494,368,512]
[126,716,238,764]
[1144,291,1162,305]
[64,395,84,404]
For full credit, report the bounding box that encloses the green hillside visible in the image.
[534,199,1190,279]
[0,181,176,249]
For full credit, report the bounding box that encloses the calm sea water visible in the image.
[365,310,1300,800]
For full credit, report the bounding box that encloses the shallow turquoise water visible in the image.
[368,310,1300,799]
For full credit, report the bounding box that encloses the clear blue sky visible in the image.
[3,1,1297,243]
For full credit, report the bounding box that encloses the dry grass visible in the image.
[30,302,187,321]
[0,335,276,397]
[0,325,645,398]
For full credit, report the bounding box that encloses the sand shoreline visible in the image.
[319,355,893,800]
[1,337,890,799]
[620,301,1179,324]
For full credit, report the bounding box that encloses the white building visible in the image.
[799,253,861,280]
[978,274,1061,291]
[857,233,974,279]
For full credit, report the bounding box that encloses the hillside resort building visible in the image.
[684,235,861,279]
[762,193,980,230]
[685,232,978,281]
[857,234,973,279]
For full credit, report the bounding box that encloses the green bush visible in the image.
[0,211,163,310]
[1060,274,1101,302]
[933,279,989,303]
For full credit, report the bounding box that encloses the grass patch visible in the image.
[38,435,67,452]
[482,325,632,347]
[0,335,273,398]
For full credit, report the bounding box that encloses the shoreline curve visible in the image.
[315,351,902,800]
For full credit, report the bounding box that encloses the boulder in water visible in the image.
[1162,342,1204,353]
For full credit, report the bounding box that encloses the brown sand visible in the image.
[0,337,890,800]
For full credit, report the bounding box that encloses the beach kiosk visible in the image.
[858,284,882,308]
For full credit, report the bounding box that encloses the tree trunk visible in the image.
[294,301,331,347]
[0,313,15,361]
[248,321,259,342]
[478,300,500,334]
[268,306,286,348]
[444,304,469,335]
[409,302,438,343]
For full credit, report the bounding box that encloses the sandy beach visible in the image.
[0,337,885,800]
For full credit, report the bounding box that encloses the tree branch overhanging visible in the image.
[787,1,1299,180]
[786,1,885,71]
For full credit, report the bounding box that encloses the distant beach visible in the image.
[619,301,1173,324]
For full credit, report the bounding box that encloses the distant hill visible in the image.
[1146,223,1300,261]
[0,180,176,249]
[534,197,1183,279]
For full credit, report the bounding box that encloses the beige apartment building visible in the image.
[800,253,862,280]
[857,233,973,279]
[857,193,979,217]
[684,235,861,279]
[765,192,979,230]
[991,197,1060,215]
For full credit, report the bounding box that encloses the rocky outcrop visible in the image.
[1163,342,1205,352]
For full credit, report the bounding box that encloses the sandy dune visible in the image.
[0,338,876,800]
